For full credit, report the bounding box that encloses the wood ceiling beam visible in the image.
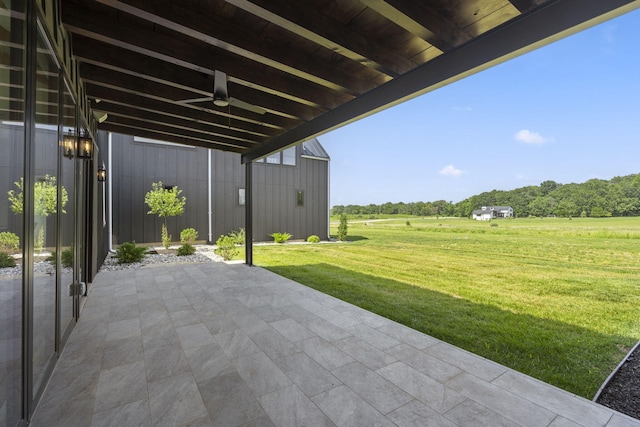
[508,0,538,13]
[62,3,354,109]
[225,0,417,77]
[363,0,472,51]
[85,83,284,138]
[100,123,247,153]
[94,0,388,94]
[242,0,640,162]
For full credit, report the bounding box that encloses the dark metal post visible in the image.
[245,161,253,266]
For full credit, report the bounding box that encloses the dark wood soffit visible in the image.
[371,0,473,50]
[84,82,284,137]
[71,40,325,122]
[62,2,355,108]
[100,122,247,153]
[225,0,417,77]
[100,115,257,150]
[78,62,301,131]
[94,0,391,91]
[70,35,332,113]
[93,101,268,144]
[242,0,640,163]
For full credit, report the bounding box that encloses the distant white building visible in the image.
[472,206,514,221]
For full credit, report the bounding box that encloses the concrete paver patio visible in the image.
[31,261,640,426]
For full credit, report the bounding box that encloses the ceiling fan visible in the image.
[177,70,266,115]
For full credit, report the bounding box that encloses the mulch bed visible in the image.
[596,343,640,420]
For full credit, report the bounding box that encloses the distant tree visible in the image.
[589,206,611,218]
[540,180,560,195]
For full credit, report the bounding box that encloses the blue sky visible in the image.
[320,9,640,207]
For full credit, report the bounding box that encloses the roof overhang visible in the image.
[57,0,640,163]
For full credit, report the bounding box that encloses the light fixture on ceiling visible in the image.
[93,110,108,123]
[212,70,229,107]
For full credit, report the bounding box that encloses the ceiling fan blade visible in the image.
[229,97,267,115]
[176,97,211,104]
[213,70,229,106]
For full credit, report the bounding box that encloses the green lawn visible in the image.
[253,216,640,398]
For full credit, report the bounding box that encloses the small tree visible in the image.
[144,182,186,249]
[337,213,348,241]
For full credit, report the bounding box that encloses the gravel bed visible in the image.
[596,343,640,420]
[100,245,223,271]
[0,245,224,276]
[0,260,64,277]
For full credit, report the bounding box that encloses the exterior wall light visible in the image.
[97,165,107,182]
[63,132,75,158]
[76,132,93,159]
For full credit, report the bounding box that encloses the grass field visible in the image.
[253,216,640,398]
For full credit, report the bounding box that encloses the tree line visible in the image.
[331,173,640,218]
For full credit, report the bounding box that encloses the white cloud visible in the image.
[439,164,464,177]
[514,129,553,145]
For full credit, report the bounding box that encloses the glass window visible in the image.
[282,146,296,166]
[33,24,60,398]
[266,152,280,164]
[297,190,304,207]
[0,1,25,423]
[238,188,245,206]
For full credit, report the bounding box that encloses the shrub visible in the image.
[48,247,74,268]
[215,235,238,261]
[229,227,245,246]
[270,232,292,244]
[307,235,320,243]
[337,214,348,241]
[61,247,74,268]
[0,251,16,268]
[114,242,147,264]
[180,228,198,244]
[177,243,196,256]
[0,232,19,253]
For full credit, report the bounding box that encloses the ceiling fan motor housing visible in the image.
[213,70,229,106]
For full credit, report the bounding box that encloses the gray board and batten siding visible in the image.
[109,133,330,245]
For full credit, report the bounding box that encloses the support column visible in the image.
[245,161,253,266]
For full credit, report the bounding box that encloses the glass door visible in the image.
[59,83,75,343]
[32,25,59,399]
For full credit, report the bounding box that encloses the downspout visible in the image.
[208,149,212,244]
[107,132,114,252]
[245,161,253,266]
[327,159,331,240]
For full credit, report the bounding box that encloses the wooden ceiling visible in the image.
[60,0,639,162]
